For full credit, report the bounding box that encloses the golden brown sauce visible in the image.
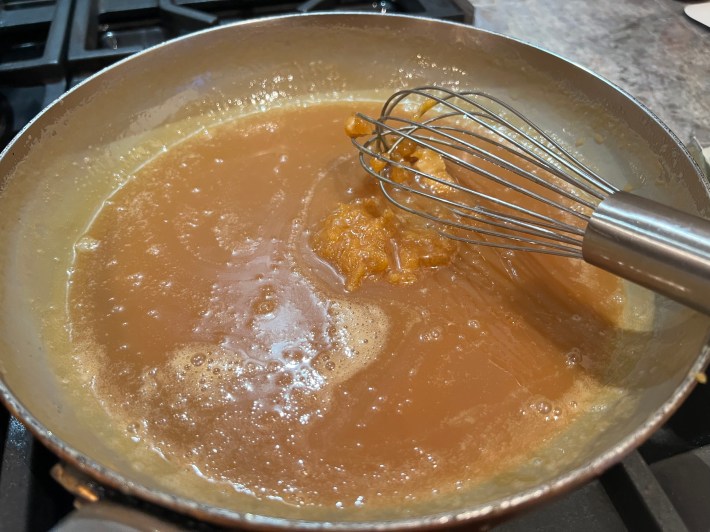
[68,102,624,511]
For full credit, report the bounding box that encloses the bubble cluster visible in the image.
[74,236,101,252]
[520,397,565,422]
[565,347,583,368]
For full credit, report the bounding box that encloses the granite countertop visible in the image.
[468,0,709,149]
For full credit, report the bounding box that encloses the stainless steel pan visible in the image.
[0,13,708,529]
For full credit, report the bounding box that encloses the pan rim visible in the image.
[0,11,708,529]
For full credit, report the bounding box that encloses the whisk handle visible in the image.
[583,190,710,315]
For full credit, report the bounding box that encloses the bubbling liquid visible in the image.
[67,102,625,511]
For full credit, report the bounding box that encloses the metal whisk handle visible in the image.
[584,191,710,314]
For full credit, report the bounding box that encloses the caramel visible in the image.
[66,101,625,512]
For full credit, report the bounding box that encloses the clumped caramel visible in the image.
[344,112,456,193]
[314,115,459,290]
[410,146,457,195]
[344,114,373,138]
[311,195,457,291]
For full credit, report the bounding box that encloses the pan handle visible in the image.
[50,463,184,532]
[52,501,184,532]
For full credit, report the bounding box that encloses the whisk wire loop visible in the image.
[350,86,710,315]
[352,86,621,257]
[360,112,599,218]
[356,132,580,236]
[356,143,586,257]
[374,170,585,257]
[382,86,618,198]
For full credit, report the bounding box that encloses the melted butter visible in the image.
[67,102,626,511]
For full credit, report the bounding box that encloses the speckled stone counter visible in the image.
[467,0,709,147]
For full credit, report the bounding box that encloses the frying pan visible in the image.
[0,13,709,529]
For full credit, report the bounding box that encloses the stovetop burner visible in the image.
[1,1,709,531]
[0,0,471,142]
[68,0,471,80]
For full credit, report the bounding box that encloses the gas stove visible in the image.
[0,0,472,148]
[1,1,709,531]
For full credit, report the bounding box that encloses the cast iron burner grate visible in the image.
[2,1,710,531]
[0,0,472,143]
[0,0,71,145]
[68,0,470,78]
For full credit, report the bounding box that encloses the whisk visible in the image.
[351,86,710,315]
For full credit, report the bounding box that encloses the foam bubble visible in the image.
[312,299,389,388]
[75,236,101,252]
[154,296,389,418]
